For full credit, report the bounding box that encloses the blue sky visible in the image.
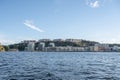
[0,0,120,44]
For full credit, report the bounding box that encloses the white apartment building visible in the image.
[94,44,110,51]
[49,43,55,47]
[27,42,35,52]
[45,46,85,52]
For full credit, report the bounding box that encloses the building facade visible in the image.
[27,42,35,52]
[65,39,82,43]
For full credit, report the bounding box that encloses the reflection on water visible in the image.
[0,52,120,80]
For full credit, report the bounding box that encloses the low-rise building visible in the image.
[49,43,55,47]
[21,40,36,44]
[45,47,56,52]
[65,39,82,43]
[112,46,120,51]
[9,49,18,52]
[72,47,85,52]
[45,46,85,52]
[89,46,94,51]
[94,44,111,52]
[39,39,51,42]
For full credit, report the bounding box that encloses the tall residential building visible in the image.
[27,42,35,52]
[38,42,45,51]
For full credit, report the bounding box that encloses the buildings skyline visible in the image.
[1,38,120,46]
[25,39,120,52]
[1,38,120,52]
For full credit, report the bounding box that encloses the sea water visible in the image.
[0,52,120,80]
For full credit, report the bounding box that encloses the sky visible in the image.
[0,0,120,45]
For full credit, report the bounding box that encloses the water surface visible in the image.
[0,52,120,80]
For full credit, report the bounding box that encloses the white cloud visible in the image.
[86,0,99,8]
[24,20,44,32]
[90,1,99,8]
[86,0,112,8]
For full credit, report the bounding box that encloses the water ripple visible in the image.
[0,52,120,80]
